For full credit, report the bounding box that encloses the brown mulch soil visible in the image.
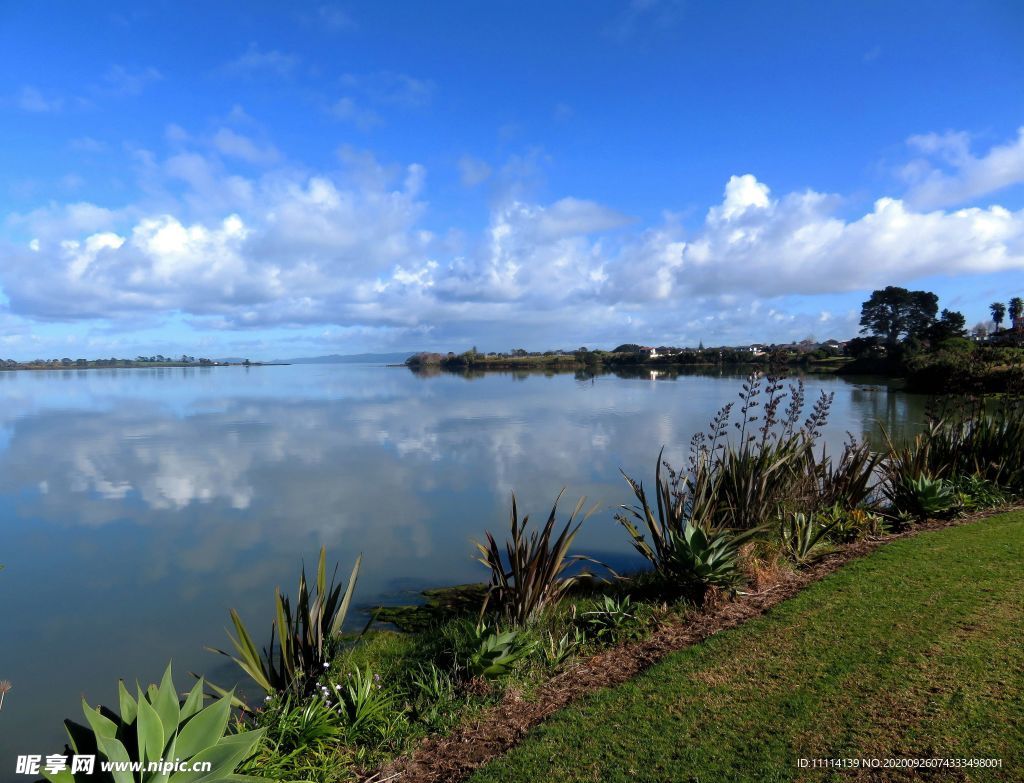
[363,505,1022,783]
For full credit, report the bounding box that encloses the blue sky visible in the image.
[1,0,1023,359]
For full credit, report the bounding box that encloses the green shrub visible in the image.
[410,663,457,727]
[952,474,1010,510]
[542,628,585,668]
[580,594,640,641]
[241,695,344,780]
[332,667,403,744]
[818,504,885,543]
[810,438,882,511]
[476,492,602,626]
[888,475,957,520]
[779,512,834,566]
[44,665,265,783]
[464,623,537,679]
[210,546,361,699]
[663,522,753,599]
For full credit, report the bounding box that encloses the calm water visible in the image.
[0,364,925,769]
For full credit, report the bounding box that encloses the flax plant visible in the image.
[476,491,602,626]
[210,546,361,698]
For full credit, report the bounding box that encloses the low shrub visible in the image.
[779,512,834,567]
[45,665,265,783]
[464,623,538,680]
[580,594,640,641]
[817,504,885,542]
[331,667,404,745]
[952,474,1010,510]
[211,546,361,699]
[542,628,585,669]
[887,475,957,521]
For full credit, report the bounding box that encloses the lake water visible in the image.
[0,363,926,770]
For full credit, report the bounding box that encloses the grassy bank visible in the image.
[471,510,1024,783]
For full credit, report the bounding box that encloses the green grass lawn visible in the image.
[470,512,1024,782]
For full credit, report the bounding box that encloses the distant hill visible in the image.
[273,352,412,365]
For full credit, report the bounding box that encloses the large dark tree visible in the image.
[1010,297,1024,331]
[927,308,967,343]
[990,301,1006,332]
[859,286,939,345]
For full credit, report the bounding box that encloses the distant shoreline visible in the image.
[0,361,290,372]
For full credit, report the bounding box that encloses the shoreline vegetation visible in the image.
[466,508,1024,783]
[31,372,1024,783]
[406,286,1024,395]
[0,356,286,372]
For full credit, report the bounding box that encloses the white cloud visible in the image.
[211,128,281,166]
[69,137,108,153]
[2,151,427,325]
[222,44,299,77]
[4,133,1024,345]
[457,156,492,187]
[97,65,162,97]
[316,4,355,30]
[16,85,63,113]
[330,97,382,130]
[340,71,435,107]
[902,127,1024,208]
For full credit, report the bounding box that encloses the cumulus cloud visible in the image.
[3,133,1024,345]
[3,150,427,325]
[902,127,1024,208]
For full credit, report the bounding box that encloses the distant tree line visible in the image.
[0,355,220,370]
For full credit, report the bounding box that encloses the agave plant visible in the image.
[779,512,835,567]
[475,491,602,626]
[43,665,265,783]
[662,521,755,599]
[542,628,585,668]
[618,447,759,599]
[465,623,537,679]
[616,447,720,571]
[210,546,361,698]
[895,475,957,520]
[580,594,639,640]
[814,504,884,543]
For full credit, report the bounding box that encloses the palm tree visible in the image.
[1010,297,1024,332]
[990,302,1006,332]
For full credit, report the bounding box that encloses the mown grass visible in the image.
[470,511,1024,783]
